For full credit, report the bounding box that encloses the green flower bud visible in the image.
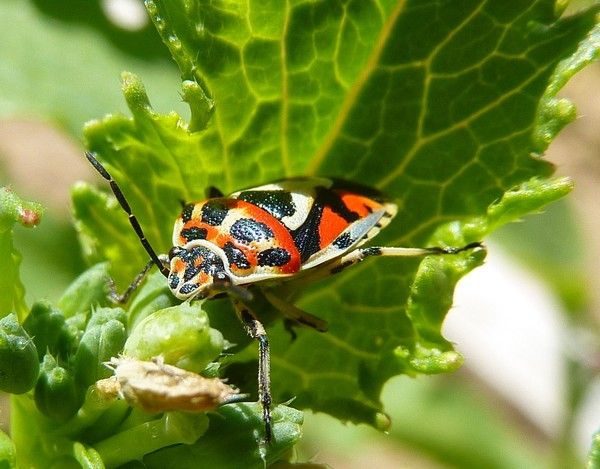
[0,313,39,394]
[124,302,224,373]
[34,354,81,422]
[23,301,73,361]
[64,312,88,349]
[57,263,111,318]
[73,312,127,389]
[86,306,126,330]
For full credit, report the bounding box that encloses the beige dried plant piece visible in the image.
[96,356,242,413]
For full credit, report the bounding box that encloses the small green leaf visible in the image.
[0,187,43,320]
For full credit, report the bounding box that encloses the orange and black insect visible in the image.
[85,151,481,442]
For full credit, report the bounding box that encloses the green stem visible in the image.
[93,412,208,468]
[53,387,128,438]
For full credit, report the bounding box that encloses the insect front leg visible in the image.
[108,254,170,304]
[330,242,484,275]
[232,299,273,443]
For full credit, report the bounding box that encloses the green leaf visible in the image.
[0,187,43,320]
[74,0,599,432]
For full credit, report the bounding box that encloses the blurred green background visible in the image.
[1,1,599,467]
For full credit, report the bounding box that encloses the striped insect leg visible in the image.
[232,299,273,443]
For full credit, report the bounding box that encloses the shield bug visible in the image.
[85,151,482,442]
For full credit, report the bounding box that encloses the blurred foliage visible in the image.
[0,0,183,136]
[301,374,552,468]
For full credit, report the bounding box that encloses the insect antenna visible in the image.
[85,152,169,278]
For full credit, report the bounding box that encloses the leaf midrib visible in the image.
[305,0,407,176]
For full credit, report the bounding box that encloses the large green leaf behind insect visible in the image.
[74,1,599,427]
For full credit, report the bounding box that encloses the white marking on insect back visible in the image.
[231,178,333,232]
[301,209,388,270]
[280,191,313,230]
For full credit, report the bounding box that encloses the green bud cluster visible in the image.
[3,264,227,428]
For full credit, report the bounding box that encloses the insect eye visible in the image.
[168,246,181,259]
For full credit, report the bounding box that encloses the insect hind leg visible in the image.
[330,242,484,274]
[232,299,273,443]
[262,290,328,333]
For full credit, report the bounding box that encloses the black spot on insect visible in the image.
[230,218,274,243]
[237,190,296,220]
[223,242,251,269]
[183,265,199,282]
[181,204,195,222]
[333,232,353,249]
[179,283,198,295]
[181,226,208,242]
[257,248,291,267]
[168,274,179,290]
[291,203,323,263]
[201,200,229,226]
[291,186,360,262]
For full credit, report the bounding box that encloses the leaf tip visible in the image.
[121,71,152,112]
[374,412,391,432]
[181,80,215,132]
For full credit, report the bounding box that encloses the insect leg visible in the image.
[330,242,484,274]
[262,290,328,332]
[232,299,272,443]
[107,254,169,304]
[84,152,169,278]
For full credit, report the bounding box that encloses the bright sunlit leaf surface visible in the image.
[74,0,599,431]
